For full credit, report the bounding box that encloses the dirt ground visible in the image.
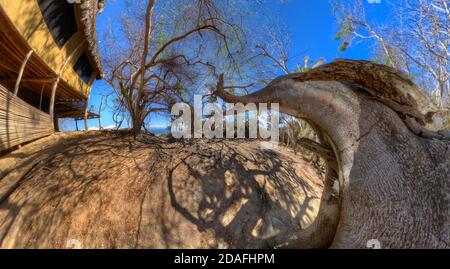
[0,131,324,249]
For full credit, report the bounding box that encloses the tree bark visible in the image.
[98,96,104,130]
[214,72,449,248]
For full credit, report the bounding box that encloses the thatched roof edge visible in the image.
[77,0,105,79]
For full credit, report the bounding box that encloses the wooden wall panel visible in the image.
[0,85,54,151]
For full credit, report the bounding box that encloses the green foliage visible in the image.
[338,42,349,52]
[334,23,353,41]
[334,17,353,52]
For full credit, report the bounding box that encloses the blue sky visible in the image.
[64,0,389,131]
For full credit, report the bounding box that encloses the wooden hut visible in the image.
[0,0,105,151]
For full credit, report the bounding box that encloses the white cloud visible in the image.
[104,125,117,130]
[148,124,169,129]
[88,125,117,131]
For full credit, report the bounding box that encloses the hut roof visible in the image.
[76,0,106,79]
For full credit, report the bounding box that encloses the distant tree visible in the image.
[101,0,274,134]
[253,22,326,150]
[333,0,449,112]
[97,95,105,130]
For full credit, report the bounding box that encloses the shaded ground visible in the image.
[0,131,324,249]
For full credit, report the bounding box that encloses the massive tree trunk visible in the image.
[214,67,449,248]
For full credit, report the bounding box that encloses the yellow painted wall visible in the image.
[0,0,96,99]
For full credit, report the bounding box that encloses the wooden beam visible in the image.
[0,58,16,72]
[13,49,33,95]
[1,77,56,83]
[56,110,100,119]
[55,99,84,104]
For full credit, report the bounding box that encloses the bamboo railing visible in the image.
[0,84,53,151]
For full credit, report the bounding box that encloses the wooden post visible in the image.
[39,83,44,110]
[14,50,33,96]
[84,105,89,131]
[83,74,96,131]
[84,111,89,130]
[1,77,55,83]
[54,114,59,132]
[48,39,85,127]
[49,52,72,123]
[49,76,60,119]
[84,95,91,131]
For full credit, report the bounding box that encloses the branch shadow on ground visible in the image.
[166,139,322,248]
[0,132,323,248]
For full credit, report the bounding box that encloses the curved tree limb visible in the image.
[213,59,450,248]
